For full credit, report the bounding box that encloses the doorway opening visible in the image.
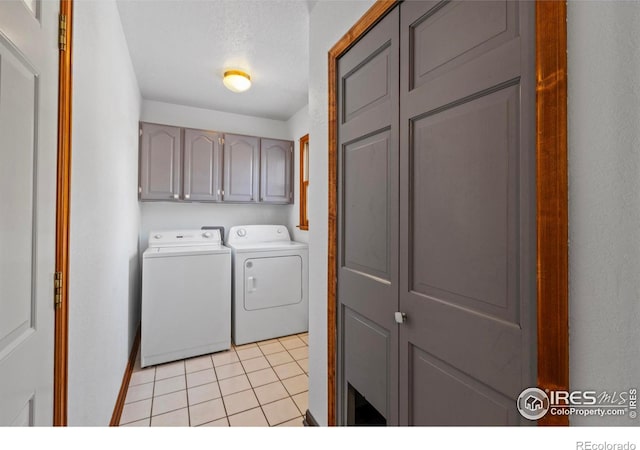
[347,384,386,426]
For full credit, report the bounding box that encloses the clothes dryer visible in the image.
[226,225,308,345]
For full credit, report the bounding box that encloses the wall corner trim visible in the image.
[54,0,74,427]
[535,0,569,426]
[304,409,320,426]
[109,325,141,426]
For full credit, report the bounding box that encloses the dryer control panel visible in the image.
[227,225,291,245]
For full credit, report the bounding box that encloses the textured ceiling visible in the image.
[117,0,310,121]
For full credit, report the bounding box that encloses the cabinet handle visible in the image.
[173,194,179,199]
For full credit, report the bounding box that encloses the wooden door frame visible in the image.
[327,0,568,426]
[54,0,73,426]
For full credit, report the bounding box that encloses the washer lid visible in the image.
[144,244,230,258]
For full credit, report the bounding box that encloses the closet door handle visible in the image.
[394,312,407,324]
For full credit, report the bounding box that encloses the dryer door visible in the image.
[244,255,303,310]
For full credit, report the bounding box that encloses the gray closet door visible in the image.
[399,1,536,425]
[337,7,399,425]
[223,133,259,202]
[184,128,222,202]
[139,123,182,200]
[260,138,292,204]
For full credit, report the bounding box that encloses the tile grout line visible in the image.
[275,335,309,418]
[211,351,231,426]
[230,340,292,426]
[253,336,308,426]
[254,341,284,426]
[236,343,271,426]
[149,367,156,425]
[148,366,156,426]
[181,360,190,426]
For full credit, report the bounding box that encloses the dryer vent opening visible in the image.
[347,383,386,426]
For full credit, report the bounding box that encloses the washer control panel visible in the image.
[148,229,222,247]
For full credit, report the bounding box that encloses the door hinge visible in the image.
[58,14,67,52]
[139,128,143,137]
[54,271,63,309]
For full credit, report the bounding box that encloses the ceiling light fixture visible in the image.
[223,70,251,93]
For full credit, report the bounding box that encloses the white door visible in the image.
[0,0,59,425]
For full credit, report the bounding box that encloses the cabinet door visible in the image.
[260,138,292,203]
[184,129,222,202]
[223,133,259,202]
[140,123,182,200]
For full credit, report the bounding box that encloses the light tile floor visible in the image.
[120,333,309,427]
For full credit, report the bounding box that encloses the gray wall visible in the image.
[567,0,640,425]
[69,0,142,425]
[307,0,375,426]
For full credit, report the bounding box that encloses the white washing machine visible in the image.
[227,225,309,345]
[141,229,231,367]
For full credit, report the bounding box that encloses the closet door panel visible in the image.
[342,130,391,282]
[343,307,389,420]
[399,0,536,425]
[410,86,519,322]
[409,346,518,425]
[337,6,399,425]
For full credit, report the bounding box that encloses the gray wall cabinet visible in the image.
[139,123,182,200]
[139,124,293,204]
[260,138,293,204]
[337,1,536,426]
[222,133,260,203]
[184,128,222,202]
